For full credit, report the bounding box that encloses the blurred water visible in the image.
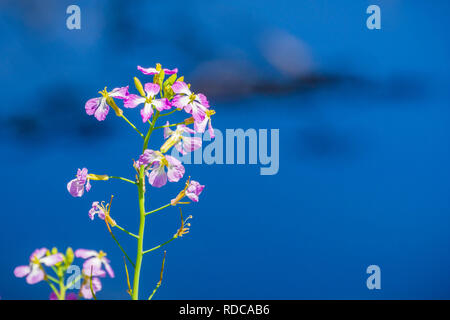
[1,0,449,299]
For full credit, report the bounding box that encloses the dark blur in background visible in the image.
[1,0,449,299]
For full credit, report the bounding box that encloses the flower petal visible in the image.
[85,98,100,116]
[137,66,158,75]
[30,248,48,260]
[182,136,202,153]
[67,179,84,197]
[171,81,191,95]
[153,98,171,111]
[144,83,160,98]
[148,165,167,188]
[75,249,98,259]
[166,156,185,182]
[14,265,30,278]
[102,259,115,278]
[93,98,109,121]
[171,95,190,110]
[124,94,145,109]
[140,102,154,123]
[40,253,64,266]
[109,86,129,99]
[26,266,44,285]
[196,93,210,108]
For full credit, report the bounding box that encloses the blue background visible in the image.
[1,0,449,299]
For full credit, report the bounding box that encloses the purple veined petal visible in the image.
[144,83,160,98]
[26,266,45,285]
[191,104,206,123]
[102,259,115,278]
[166,156,185,182]
[196,93,210,108]
[185,180,205,202]
[164,67,178,75]
[40,253,64,266]
[153,98,171,111]
[109,86,129,99]
[93,98,109,121]
[194,116,208,133]
[74,249,98,259]
[137,149,158,167]
[124,94,146,109]
[182,136,202,153]
[140,102,154,123]
[67,179,85,197]
[77,168,88,184]
[171,95,190,110]
[171,81,191,95]
[14,265,31,278]
[30,248,48,261]
[88,207,96,220]
[85,98,101,116]
[137,65,158,75]
[148,165,168,188]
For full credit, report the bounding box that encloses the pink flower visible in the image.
[14,248,64,285]
[124,83,171,122]
[185,180,205,202]
[194,110,216,138]
[80,276,102,300]
[74,249,114,278]
[67,168,91,197]
[161,122,202,154]
[49,292,78,300]
[137,149,185,188]
[171,81,210,123]
[88,201,106,221]
[137,64,178,75]
[85,86,129,121]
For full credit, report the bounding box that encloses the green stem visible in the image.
[145,203,171,216]
[46,278,60,299]
[59,276,66,300]
[109,228,135,268]
[153,121,184,130]
[158,109,177,117]
[115,224,139,239]
[132,110,160,300]
[65,274,82,290]
[109,176,137,185]
[121,115,144,138]
[143,237,176,254]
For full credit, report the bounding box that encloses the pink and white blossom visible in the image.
[184,180,205,202]
[137,149,185,188]
[124,83,171,122]
[194,110,216,138]
[137,65,178,75]
[14,248,64,285]
[85,86,129,121]
[67,168,91,197]
[171,81,210,123]
[161,122,202,154]
[88,201,106,221]
[74,249,114,278]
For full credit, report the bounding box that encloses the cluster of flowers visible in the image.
[16,63,213,300]
[14,247,114,300]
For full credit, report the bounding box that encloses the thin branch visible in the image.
[120,115,144,138]
[115,224,139,239]
[109,176,137,185]
[143,237,176,254]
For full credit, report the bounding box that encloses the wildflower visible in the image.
[160,122,202,154]
[49,292,78,300]
[74,249,114,278]
[14,248,64,285]
[137,64,178,75]
[194,109,216,138]
[171,179,205,205]
[80,275,102,300]
[124,83,171,122]
[85,86,129,121]
[88,201,117,228]
[136,149,185,188]
[171,81,210,122]
[67,168,109,198]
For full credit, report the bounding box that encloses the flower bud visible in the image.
[184,116,194,125]
[134,77,146,97]
[65,247,74,266]
[87,174,109,181]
